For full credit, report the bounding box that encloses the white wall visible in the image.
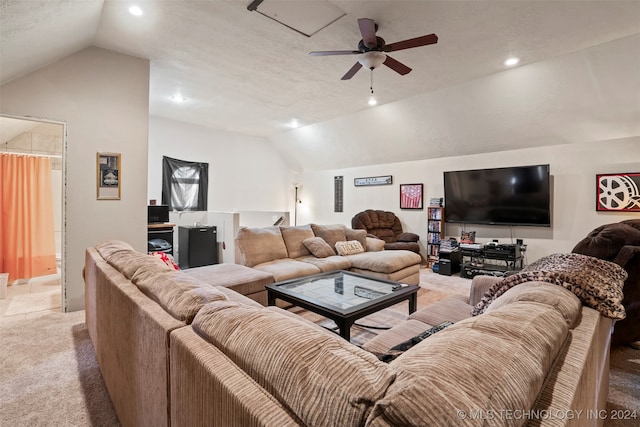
[148,116,295,212]
[295,137,640,264]
[0,47,150,311]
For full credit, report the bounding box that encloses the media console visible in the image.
[460,244,525,279]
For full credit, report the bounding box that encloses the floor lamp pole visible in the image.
[294,186,298,226]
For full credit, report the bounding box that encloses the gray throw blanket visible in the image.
[472,253,627,320]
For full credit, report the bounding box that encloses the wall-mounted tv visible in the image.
[443,164,551,227]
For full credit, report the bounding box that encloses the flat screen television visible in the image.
[148,205,170,224]
[443,164,551,227]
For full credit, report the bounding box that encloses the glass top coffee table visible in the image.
[266,270,419,341]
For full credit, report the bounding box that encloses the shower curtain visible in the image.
[0,153,57,282]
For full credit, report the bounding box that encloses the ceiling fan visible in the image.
[309,18,438,80]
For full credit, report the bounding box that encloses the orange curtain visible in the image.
[0,153,57,282]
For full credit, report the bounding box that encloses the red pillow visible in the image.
[149,252,180,270]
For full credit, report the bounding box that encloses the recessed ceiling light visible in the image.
[129,5,143,16]
[504,57,520,67]
[368,96,378,107]
[289,119,300,129]
[170,94,186,103]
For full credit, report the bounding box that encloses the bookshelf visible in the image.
[427,206,444,268]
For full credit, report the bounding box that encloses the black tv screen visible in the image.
[444,164,551,226]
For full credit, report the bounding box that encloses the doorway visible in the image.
[0,114,66,316]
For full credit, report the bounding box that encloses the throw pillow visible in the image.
[310,224,347,254]
[303,237,335,258]
[149,251,180,270]
[366,237,386,252]
[345,228,367,249]
[335,240,365,256]
[376,321,454,363]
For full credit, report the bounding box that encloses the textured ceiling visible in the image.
[1,0,640,166]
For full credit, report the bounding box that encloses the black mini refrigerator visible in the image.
[178,226,218,269]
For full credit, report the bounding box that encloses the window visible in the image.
[162,156,208,211]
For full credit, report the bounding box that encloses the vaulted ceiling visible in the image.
[2,0,639,170]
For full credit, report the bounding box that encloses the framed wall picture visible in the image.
[596,173,640,212]
[354,175,392,187]
[400,183,423,210]
[97,152,121,200]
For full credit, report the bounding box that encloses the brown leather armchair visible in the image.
[351,209,420,254]
[572,219,640,346]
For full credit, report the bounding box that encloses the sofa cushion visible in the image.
[184,263,275,297]
[297,255,352,272]
[335,240,365,256]
[367,302,570,426]
[346,250,421,274]
[408,297,473,325]
[486,281,581,327]
[253,259,322,282]
[132,270,228,323]
[192,300,395,427]
[280,224,315,258]
[311,224,347,254]
[377,321,454,363]
[235,226,289,267]
[345,228,367,249]
[362,319,435,356]
[303,236,335,258]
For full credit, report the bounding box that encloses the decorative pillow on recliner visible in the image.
[335,240,365,256]
[303,237,335,258]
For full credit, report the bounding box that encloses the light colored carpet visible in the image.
[0,269,636,426]
[4,289,61,316]
[0,310,119,426]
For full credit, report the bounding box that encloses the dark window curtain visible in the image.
[162,156,208,211]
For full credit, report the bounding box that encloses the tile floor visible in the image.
[0,274,62,326]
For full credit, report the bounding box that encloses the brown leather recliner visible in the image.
[572,219,640,346]
[351,209,420,254]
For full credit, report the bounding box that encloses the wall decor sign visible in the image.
[596,173,640,211]
[97,152,121,200]
[354,175,393,187]
[400,183,423,209]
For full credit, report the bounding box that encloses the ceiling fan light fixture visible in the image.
[358,51,386,70]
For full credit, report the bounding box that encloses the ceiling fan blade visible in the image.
[358,18,377,48]
[383,34,438,52]
[341,62,362,80]
[383,55,412,75]
[309,50,360,56]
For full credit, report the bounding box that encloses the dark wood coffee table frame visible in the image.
[266,270,419,341]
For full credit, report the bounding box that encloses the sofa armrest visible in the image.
[469,275,503,306]
[397,232,419,242]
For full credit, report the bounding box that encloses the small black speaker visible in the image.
[516,239,523,245]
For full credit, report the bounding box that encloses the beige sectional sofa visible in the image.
[234,224,423,298]
[84,239,623,427]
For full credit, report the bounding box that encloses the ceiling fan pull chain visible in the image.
[370,69,374,94]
